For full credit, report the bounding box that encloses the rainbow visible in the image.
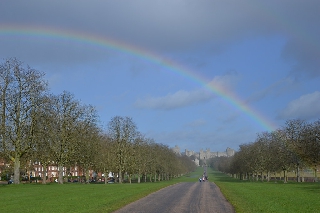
[0,25,278,131]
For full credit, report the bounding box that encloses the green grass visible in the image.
[4,167,318,213]
[209,169,320,213]
[0,168,204,213]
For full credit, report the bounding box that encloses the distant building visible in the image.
[32,162,84,178]
[193,158,200,166]
[226,147,235,156]
[171,145,235,167]
[198,147,235,159]
[171,145,181,155]
[185,149,197,157]
[172,146,235,161]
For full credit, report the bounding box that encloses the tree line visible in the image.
[0,58,196,184]
[210,119,320,182]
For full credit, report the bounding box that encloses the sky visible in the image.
[1,0,319,153]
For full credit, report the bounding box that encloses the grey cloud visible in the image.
[2,1,319,49]
[134,89,213,110]
[278,91,320,120]
[134,72,238,110]
[282,38,320,78]
[1,0,319,74]
[208,72,239,90]
[0,36,110,67]
[246,77,297,103]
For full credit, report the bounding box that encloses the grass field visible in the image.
[1,167,319,212]
[0,168,203,213]
[209,169,320,213]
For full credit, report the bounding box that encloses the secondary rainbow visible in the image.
[0,25,277,131]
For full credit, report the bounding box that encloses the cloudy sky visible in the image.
[1,0,319,152]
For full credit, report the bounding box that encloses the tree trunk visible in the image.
[267,171,270,182]
[104,168,107,184]
[118,171,122,183]
[13,155,21,184]
[42,165,47,184]
[137,170,141,183]
[296,166,300,182]
[283,170,287,183]
[58,164,64,184]
[314,166,318,182]
[301,169,305,182]
[85,169,90,183]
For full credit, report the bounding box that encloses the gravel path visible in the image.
[113,181,235,213]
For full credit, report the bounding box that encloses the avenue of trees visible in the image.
[210,119,320,182]
[0,58,196,184]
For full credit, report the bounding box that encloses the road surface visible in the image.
[114,181,235,213]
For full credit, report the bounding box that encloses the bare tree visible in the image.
[132,133,148,183]
[284,119,308,182]
[0,58,47,184]
[30,94,57,184]
[107,116,137,183]
[97,134,117,184]
[300,120,320,181]
[49,91,84,184]
[74,106,100,183]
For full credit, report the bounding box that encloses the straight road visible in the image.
[114,181,235,213]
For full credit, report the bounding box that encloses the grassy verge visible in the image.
[0,167,204,213]
[6,167,319,213]
[209,168,320,213]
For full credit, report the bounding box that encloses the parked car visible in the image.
[107,177,115,183]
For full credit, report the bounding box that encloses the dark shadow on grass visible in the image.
[292,182,320,193]
[208,168,320,191]
[208,170,245,183]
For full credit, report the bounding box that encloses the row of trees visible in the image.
[0,58,196,184]
[101,116,196,183]
[210,119,320,182]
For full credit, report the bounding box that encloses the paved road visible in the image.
[114,181,235,213]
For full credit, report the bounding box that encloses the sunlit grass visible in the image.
[5,167,319,213]
[0,167,204,213]
[209,169,320,213]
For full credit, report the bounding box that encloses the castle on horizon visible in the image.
[171,145,235,160]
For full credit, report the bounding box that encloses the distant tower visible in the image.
[172,145,181,155]
[226,147,235,156]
